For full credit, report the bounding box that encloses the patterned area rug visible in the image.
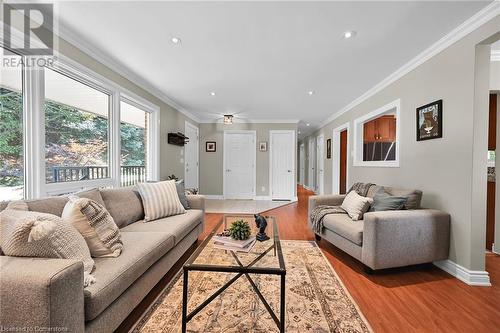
[132,241,372,333]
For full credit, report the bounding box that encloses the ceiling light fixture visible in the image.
[308,90,314,95]
[306,123,310,127]
[210,92,216,96]
[171,37,181,44]
[223,115,233,124]
[343,30,356,39]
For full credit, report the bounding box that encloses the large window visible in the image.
[354,99,400,167]
[0,50,24,200]
[44,68,111,183]
[120,100,149,186]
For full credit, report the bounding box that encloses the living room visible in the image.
[0,1,499,333]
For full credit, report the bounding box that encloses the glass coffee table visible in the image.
[181,214,286,332]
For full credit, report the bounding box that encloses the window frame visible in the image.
[1,37,160,198]
[353,99,401,168]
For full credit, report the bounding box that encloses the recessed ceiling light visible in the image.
[343,30,356,39]
[308,90,314,95]
[171,37,181,44]
[298,131,301,134]
[210,92,216,96]
[306,123,310,127]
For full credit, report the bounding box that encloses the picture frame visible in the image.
[416,99,443,141]
[326,138,332,159]
[206,141,216,152]
[259,141,267,152]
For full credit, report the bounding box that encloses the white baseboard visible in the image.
[433,259,491,286]
[203,195,224,200]
[255,196,271,200]
[493,243,500,255]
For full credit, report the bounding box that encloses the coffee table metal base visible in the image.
[181,243,286,333]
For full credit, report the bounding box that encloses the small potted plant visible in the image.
[229,219,251,240]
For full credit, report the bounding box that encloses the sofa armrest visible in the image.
[187,194,205,212]
[362,209,450,270]
[308,195,346,228]
[0,257,85,332]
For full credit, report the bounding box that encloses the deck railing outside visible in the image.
[48,165,146,186]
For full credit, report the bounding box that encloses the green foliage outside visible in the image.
[0,87,146,186]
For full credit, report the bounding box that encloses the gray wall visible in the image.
[56,38,198,181]
[491,60,500,91]
[299,16,500,271]
[199,123,297,196]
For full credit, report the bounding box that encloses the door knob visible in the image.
[226,169,231,172]
[287,170,291,172]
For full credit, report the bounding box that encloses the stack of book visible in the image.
[213,235,257,253]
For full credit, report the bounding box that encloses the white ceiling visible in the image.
[54,1,490,138]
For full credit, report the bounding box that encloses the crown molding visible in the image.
[55,23,202,123]
[318,2,500,129]
[492,50,500,61]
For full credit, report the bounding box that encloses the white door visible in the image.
[308,138,316,191]
[184,122,199,189]
[316,135,324,194]
[224,131,256,199]
[270,131,295,200]
[299,143,305,185]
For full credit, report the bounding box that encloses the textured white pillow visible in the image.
[137,180,186,222]
[341,191,373,221]
[0,203,96,287]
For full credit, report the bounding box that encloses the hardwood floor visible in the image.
[118,185,500,333]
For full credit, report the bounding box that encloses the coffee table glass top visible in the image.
[185,214,285,273]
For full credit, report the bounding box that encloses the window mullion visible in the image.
[23,58,45,199]
[111,91,121,187]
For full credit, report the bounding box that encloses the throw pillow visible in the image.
[137,180,186,222]
[175,180,191,210]
[371,189,407,211]
[341,191,373,221]
[62,196,123,258]
[0,206,96,287]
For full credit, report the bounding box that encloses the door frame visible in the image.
[299,143,305,185]
[184,121,199,189]
[316,134,325,195]
[332,123,350,195]
[269,130,296,201]
[308,137,316,192]
[223,130,257,199]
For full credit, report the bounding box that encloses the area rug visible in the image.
[131,241,372,333]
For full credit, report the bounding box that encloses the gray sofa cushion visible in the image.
[371,190,407,211]
[83,231,174,321]
[0,189,105,217]
[384,187,422,209]
[100,188,145,228]
[322,214,364,246]
[121,209,203,245]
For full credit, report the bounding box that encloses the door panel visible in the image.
[299,144,305,185]
[184,123,199,189]
[308,139,316,190]
[224,132,255,199]
[340,130,347,194]
[271,131,295,200]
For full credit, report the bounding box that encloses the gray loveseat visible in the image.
[308,185,450,271]
[0,187,205,333]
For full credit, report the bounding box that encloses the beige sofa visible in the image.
[308,185,450,271]
[0,187,205,333]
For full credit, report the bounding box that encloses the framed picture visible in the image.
[259,141,267,152]
[326,139,332,159]
[417,99,443,141]
[206,141,216,152]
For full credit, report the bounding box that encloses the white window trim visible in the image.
[2,29,160,198]
[353,99,401,168]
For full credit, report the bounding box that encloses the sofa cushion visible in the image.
[384,187,422,209]
[121,209,203,245]
[100,187,145,228]
[137,180,186,222]
[83,231,174,321]
[323,214,364,246]
[341,191,373,221]
[370,190,408,212]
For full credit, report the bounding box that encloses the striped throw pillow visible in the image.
[137,180,186,222]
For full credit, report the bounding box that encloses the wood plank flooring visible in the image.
[118,185,500,333]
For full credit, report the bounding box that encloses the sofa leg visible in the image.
[363,265,375,275]
[314,234,321,242]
